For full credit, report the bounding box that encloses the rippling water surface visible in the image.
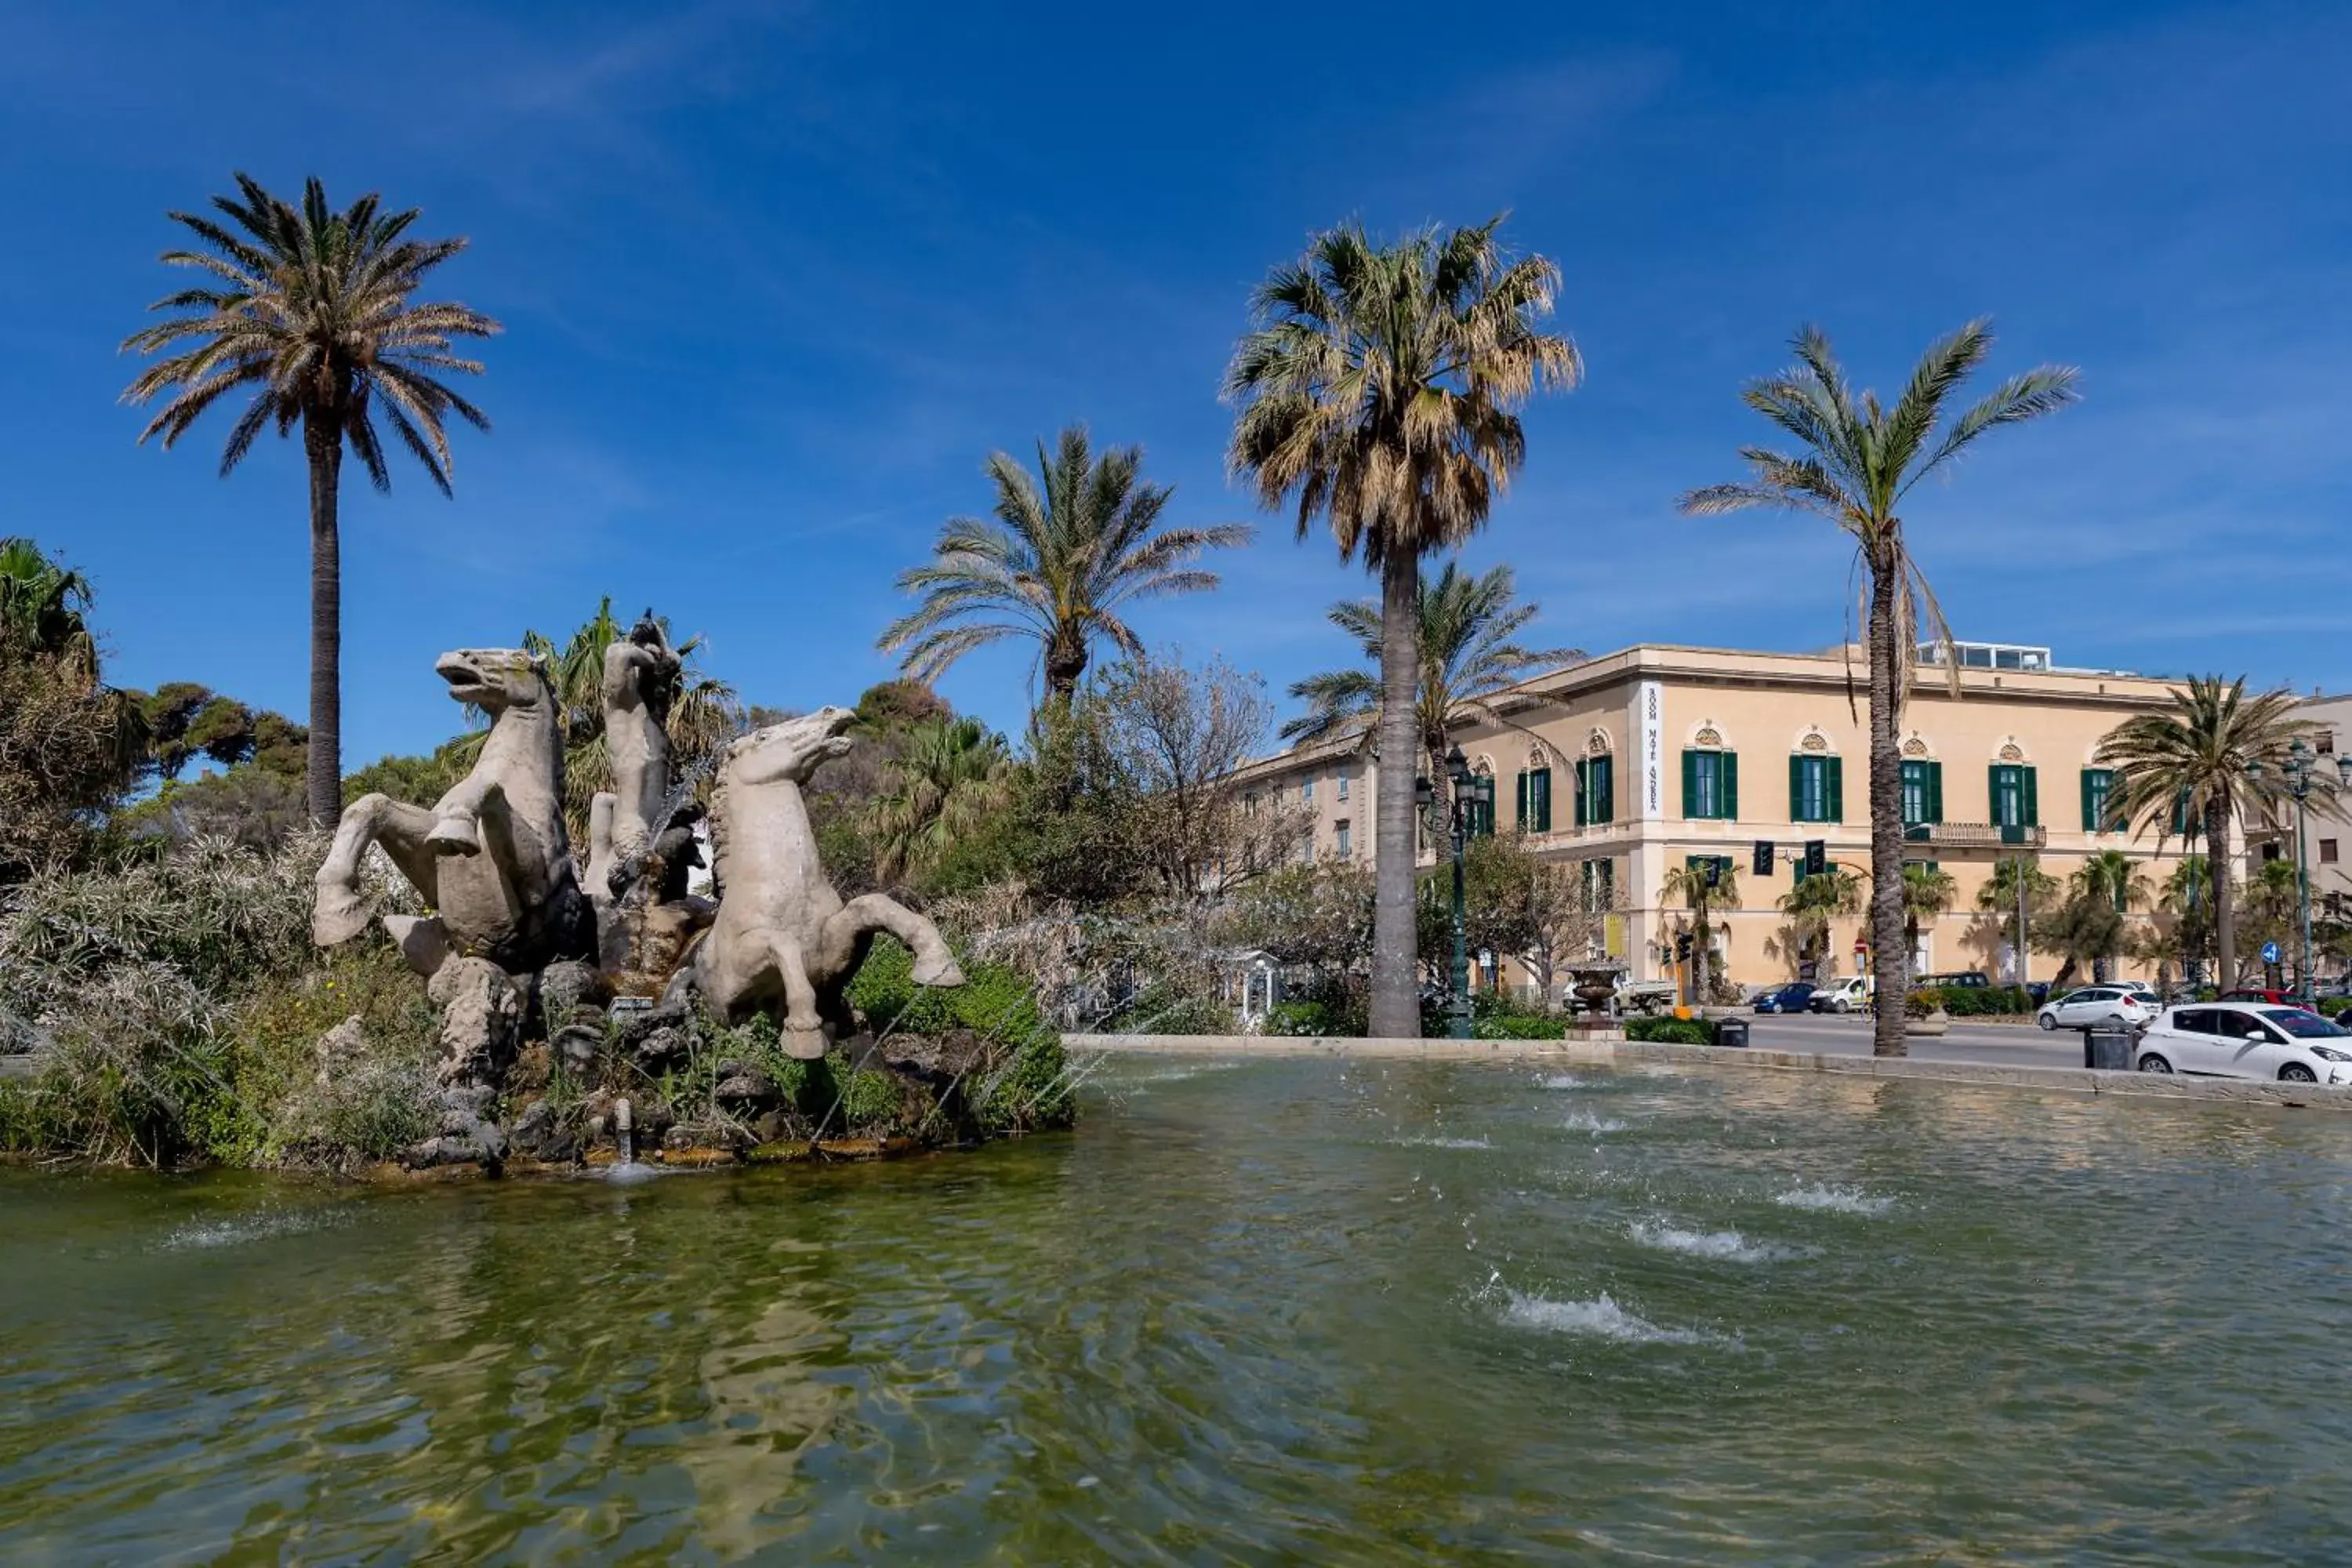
[6,1058,2352,1564]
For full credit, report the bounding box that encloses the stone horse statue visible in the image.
[673,706,964,1058]
[585,611,683,902]
[314,648,591,978]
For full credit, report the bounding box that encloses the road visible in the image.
[1740,1011,2091,1071]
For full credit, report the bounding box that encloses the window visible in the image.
[1575,756,1615,826]
[1336,771,1350,802]
[1298,834,1314,866]
[2173,1009,2218,1036]
[1335,820,1352,858]
[1581,857,1614,906]
[1681,749,1739,820]
[1467,780,1496,838]
[1900,760,1944,828]
[1301,776,1314,805]
[2321,838,2339,865]
[1685,853,1735,887]
[1789,754,1843,823]
[1516,767,1553,833]
[1989,764,2038,832]
[2081,768,2117,833]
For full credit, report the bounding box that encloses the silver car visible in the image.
[2034,986,2157,1031]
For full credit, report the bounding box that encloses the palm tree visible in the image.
[2094,675,2310,987]
[1680,321,2077,1056]
[1773,865,1864,976]
[1900,862,1957,969]
[0,537,100,689]
[2159,855,2213,983]
[879,425,1250,706]
[1661,857,1740,1004]
[1976,856,2060,983]
[1281,562,1577,797]
[1226,219,1579,1037]
[2071,851,2151,983]
[868,716,1018,883]
[122,173,499,827]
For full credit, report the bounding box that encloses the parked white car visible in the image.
[2034,986,2158,1031]
[2132,1003,2352,1083]
[1806,975,1875,1014]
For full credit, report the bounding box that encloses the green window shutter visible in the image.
[1532,768,1552,832]
[1515,770,1529,828]
[1928,761,1944,825]
[1681,750,1698,818]
[1789,754,1805,821]
[2080,769,2095,832]
[1723,751,1740,821]
[1572,759,1587,826]
[1827,755,1843,823]
[1597,757,1613,823]
[1988,764,2004,826]
[2023,766,2038,826]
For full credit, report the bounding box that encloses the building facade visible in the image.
[1235,641,2216,995]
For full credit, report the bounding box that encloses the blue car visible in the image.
[1753,982,1817,1014]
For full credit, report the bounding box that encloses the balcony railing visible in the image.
[1903,822,2047,849]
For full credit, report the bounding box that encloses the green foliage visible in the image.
[1264,997,1363,1037]
[1918,984,2034,1017]
[1102,983,1232,1036]
[848,936,1073,1132]
[1624,1016,1717,1045]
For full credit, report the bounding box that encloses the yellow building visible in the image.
[1235,640,2214,993]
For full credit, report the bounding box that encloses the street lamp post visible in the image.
[1416,745,1492,1040]
[2254,742,2352,1004]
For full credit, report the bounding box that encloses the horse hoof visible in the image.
[312,887,372,947]
[912,953,964,989]
[784,1026,829,1062]
[427,817,481,855]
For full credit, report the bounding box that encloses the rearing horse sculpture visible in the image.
[674,706,964,1058]
[313,648,591,976]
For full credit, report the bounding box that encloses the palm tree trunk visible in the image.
[1692,901,1711,1004]
[1866,554,1908,1056]
[302,408,344,828]
[1369,550,1423,1037]
[2207,797,2235,989]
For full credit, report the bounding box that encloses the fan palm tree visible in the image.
[1770,865,1864,977]
[1900,862,1957,971]
[1661,857,1741,1004]
[1226,218,1579,1037]
[122,173,499,827]
[880,425,1250,706]
[2094,675,2310,987]
[1680,321,2078,1056]
[0,537,100,689]
[1281,561,1577,798]
[2071,850,2151,982]
[869,717,1017,883]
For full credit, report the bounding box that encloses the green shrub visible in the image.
[1265,999,1358,1036]
[1624,1016,1716,1045]
[1101,982,1232,1036]
[1474,1012,1565,1040]
[848,936,1073,1133]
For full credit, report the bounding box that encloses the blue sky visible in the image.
[5,1,2348,765]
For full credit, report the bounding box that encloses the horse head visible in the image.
[724,706,856,788]
[435,648,554,717]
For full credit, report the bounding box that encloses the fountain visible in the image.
[1564,960,1629,1041]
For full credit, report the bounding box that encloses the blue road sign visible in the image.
[2261,941,2281,964]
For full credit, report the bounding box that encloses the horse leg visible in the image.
[426,776,497,855]
[823,894,966,989]
[771,935,830,1060]
[314,794,441,946]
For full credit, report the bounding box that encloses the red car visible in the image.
[2221,987,2314,1011]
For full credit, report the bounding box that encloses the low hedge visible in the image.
[1918,984,2034,1017]
[1624,1015,1718,1046]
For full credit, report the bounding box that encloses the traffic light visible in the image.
[1804,839,1827,877]
[1675,931,1693,962]
[1753,840,1774,877]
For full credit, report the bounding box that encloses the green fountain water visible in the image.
[5,1057,2349,1563]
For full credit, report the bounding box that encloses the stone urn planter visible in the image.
[1905,1006,1951,1037]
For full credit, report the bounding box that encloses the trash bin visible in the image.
[1714,1017,1751,1050]
[2084,1025,2133,1072]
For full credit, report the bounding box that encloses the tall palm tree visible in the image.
[1976,856,2060,982]
[880,425,1250,706]
[1281,561,1577,797]
[0,537,100,689]
[868,716,1018,883]
[1900,862,1957,971]
[2094,675,2309,987]
[122,173,499,827]
[1680,321,2077,1056]
[2071,850,2151,983]
[1661,857,1740,1003]
[1226,219,1579,1037]
[2159,855,2213,982]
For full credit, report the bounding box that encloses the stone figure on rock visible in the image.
[586,611,682,901]
[670,706,964,1058]
[313,647,590,978]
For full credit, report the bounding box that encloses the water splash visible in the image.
[155,1210,341,1252]
[1629,1222,1801,1262]
[1498,1289,1723,1345]
[1561,1111,1628,1134]
[1535,1073,1588,1091]
[1775,1184,1895,1216]
[1394,1135,1492,1150]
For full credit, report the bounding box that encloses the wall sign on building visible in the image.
[1636,680,1663,821]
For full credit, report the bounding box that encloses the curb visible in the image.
[1067,1033,2352,1114]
